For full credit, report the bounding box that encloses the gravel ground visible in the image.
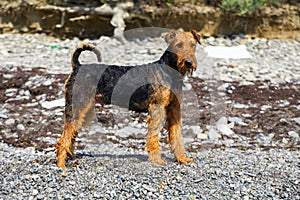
[0,143,299,199]
[0,32,300,199]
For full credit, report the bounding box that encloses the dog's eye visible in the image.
[191,43,196,48]
[176,42,183,48]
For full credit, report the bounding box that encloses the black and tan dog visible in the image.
[55,30,201,168]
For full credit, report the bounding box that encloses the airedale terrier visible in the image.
[55,30,201,168]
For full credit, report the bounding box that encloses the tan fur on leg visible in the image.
[167,100,193,163]
[146,104,166,166]
[55,122,78,168]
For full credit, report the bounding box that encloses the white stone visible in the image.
[17,124,25,131]
[261,104,272,111]
[115,127,141,138]
[41,98,65,109]
[204,45,253,59]
[32,189,39,196]
[190,126,203,134]
[288,131,299,138]
[5,118,15,125]
[182,83,192,91]
[0,113,8,119]
[216,124,235,136]
[216,117,227,125]
[42,79,53,86]
[197,133,208,140]
[228,117,248,126]
[183,137,194,144]
[292,117,300,125]
[232,103,249,109]
[208,128,221,140]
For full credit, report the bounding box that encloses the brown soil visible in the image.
[0,67,299,151]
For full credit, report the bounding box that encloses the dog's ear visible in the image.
[165,30,177,44]
[191,30,201,44]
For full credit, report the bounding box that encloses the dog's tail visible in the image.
[71,43,102,69]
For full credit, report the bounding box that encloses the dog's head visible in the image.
[165,30,201,75]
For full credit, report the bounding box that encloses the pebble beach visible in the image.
[0,32,299,199]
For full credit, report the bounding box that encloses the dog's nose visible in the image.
[185,60,193,68]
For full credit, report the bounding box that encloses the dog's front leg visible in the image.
[166,99,194,164]
[146,103,166,166]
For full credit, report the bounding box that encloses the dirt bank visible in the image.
[0,0,299,40]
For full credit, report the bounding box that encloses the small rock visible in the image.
[288,131,299,138]
[5,92,15,97]
[24,147,36,154]
[243,196,250,200]
[32,189,39,196]
[0,113,8,119]
[190,125,203,134]
[216,117,227,125]
[282,137,289,145]
[148,48,159,55]
[24,90,31,96]
[206,37,215,45]
[277,100,290,107]
[292,117,300,125]
[261,104,272,111]
[182,83,192,91]
[208,128,221,140]
[5,118,15,125]
[242,113,252,118]
[115,127,140,138]
[17,124,25,131]
[5,88,18,94]
[37,195,44,200]
[232,103,249,109]
[41,98,65,109]
[69,181,76,186]
[217,83,230,91]
[42,79,53,86]
[184,137,194,144]
[197,133,208,140]
[138,49,148,54]
[142,184,157,193]
[223,139,235,146]
[228,117,248,126]
[25,80,33,87]
[94,192,101,198]
[216,124,235,136]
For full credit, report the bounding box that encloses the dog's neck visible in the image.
[157,50,179,72]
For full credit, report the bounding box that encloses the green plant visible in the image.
[221,0,267,16]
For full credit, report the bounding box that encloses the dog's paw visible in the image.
[57,160,67,169]
[177,156,194,164]
[148,152,166,166]
[149,158,167,166]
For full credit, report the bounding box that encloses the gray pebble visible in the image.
[208,128,221,140]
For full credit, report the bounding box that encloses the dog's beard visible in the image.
[178,62,196,76]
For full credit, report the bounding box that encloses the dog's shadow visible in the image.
[74,152,174,163]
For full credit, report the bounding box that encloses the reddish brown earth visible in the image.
[0,67,299,151]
